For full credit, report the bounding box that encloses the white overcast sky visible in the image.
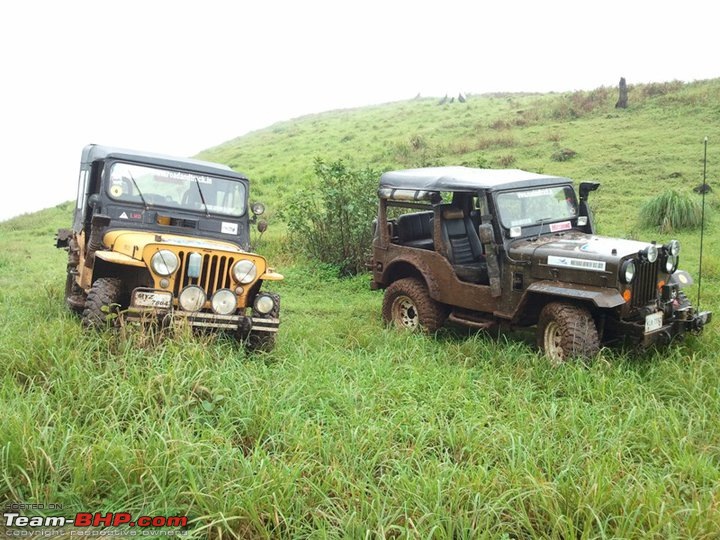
[0,0,716,221]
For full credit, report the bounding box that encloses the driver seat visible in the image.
[440,206,488,284]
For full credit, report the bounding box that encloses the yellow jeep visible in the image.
[56,144,282,351]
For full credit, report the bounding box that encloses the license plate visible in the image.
[133,290,172,309]
[644,311,663,333]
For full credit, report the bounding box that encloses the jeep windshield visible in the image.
[106,162,246,217]
[496,185,577,229]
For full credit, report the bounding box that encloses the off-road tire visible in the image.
[382,278,447,333]
[245,292,280,353]
[64,273,86,314]
[82,278,123,329]
[537,302,599,365]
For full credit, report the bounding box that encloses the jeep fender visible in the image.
[381,256,439,296]
[526,281,626,308]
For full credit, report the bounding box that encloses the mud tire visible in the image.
[64,273,86,314]
[82,278,123,329]
[382,278,447,333]
[537,302,599,364]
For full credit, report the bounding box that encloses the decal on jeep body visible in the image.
[547,255,606,272]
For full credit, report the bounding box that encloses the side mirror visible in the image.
[257,220,268,233]
[478,223,495,244]
[251,202,265,216]
[88,194,100,209]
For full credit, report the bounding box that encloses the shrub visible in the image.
[497,154,516,167]
[639,189,703,232]
[392,135,441,167]
[284,158,378,275]
[551,147,577,162]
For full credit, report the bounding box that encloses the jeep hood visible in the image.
[103,230,246,261]
[508,231,654,286]
[508,232,650,261]
[509,232,654,262]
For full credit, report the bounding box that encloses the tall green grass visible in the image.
[639,189,703,232]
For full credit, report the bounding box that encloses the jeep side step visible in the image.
[447,311,496,330]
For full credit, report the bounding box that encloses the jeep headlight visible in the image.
[211,289,237,315]
[232,259,257,284]
[666,239,680,257]
[179,285,206,311]
[621,260,636,284]
[254,294,275,315]
[151,250,179,276]
[643,244,658,263]
[665,254,678,274]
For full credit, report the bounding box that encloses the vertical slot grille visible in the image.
[631,259,659,308]
[173,250,236,297]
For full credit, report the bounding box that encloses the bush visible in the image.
[551,147,577,162]
[639,189,704,233]
[284,158,378,275]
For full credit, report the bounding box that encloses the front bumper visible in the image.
[611,309,712,348]
[126,288,279,335]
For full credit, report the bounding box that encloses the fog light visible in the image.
[643,244,658,263]
[667,239,680,256]
[179,285,206,311]
[577,216,588,226]
[160,278,170,288]
[211,289,237,315]
[254,294,275,315]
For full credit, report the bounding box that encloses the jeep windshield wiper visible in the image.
[127,171,149,210]
[534,216,554,240]
[194,178,210,217]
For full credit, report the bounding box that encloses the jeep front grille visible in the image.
[173,251,236,297]
[631,258,659,308]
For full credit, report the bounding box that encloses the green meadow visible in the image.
[1,79,719,538]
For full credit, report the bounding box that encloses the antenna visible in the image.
[697,136,708,310]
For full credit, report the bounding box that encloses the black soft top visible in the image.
[81,144,248,181]
[380,166,570,192]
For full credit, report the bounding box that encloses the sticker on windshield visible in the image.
[221,222,238,235]
[549,221,572,232]
[547,255,606,272]
[517,188,553,198]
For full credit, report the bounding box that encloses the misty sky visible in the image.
[0,0,716,221]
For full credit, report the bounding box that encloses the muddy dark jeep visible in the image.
[371,166,711,363]
[56,144,282,351]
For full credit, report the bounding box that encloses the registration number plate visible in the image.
[133,290,172,309]
[644,311,663,334]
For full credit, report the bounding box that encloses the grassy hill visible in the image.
[1,79,719,538]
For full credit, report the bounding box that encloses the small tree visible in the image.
[285,158,378,275]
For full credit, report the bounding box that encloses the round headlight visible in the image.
[644,244,658,263]
[667,239,680,257]
[665,254,678,274]
[151,250,179,276]
[621,260,636,284]
[211,289,237,315]
[232,259,257,284]
[254,294,275,315]
[179,285,206,311]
